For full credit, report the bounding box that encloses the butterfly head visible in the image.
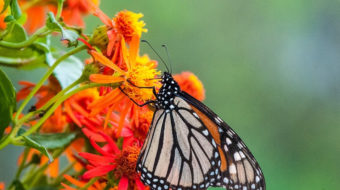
[155,72,180,111]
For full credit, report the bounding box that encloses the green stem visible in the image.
[52,161,76,186]
[0,123,21,150]
[80,177,98,190]
[18,82,107,138]
[56,0,64,19]
[15,78,80,127]
[15,147,30,179]
[39,79,79,114]
[24,148,64,188]
[0,27,50,49]
[0,45,86,150]
[14,44,86,121]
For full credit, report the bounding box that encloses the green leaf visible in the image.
[46,12,79,46]
[61,29,79,46]
[31,186,58,190]
[22,136,53,162]
[10,0,22,19]
[0,68,16,138]
[2,22,28,42]
[0,46,47,69]
[48,53,84,89]
[11,180,26,190]
[4,15,15,22]
[0,24,50,69]
[29,132,77,149]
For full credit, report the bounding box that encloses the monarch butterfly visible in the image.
[134,70,266,190]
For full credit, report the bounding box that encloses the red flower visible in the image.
[79,133,147,190]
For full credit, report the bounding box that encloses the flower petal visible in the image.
[93,8,114,27]
[63,175,86,187]
[90,74,125,84]
[118,176,129,190]
[135,177,146,190]
[91,50,126,75]
[129,35,140,67]
[79,152,115,165]
[82,165,116,179]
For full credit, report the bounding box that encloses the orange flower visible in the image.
[0,0,7,30]
[114,10,147,42]
[62,175,116,190]
[61,0,100,27]
[20,0,100,33]
[0,182,4,190]
[17,77,69,133]
[64,88,100,127]
[17,77,61,109]
[91,9,147,58]
[88,36,160,134]
[174,71,205,101]
[21,1,48,34]
[121,105,153,143]
[40,105,67,133]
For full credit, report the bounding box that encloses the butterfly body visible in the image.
[137,72,265,190]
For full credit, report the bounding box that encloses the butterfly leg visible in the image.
[127,79,154,89]
[119,87,156,107]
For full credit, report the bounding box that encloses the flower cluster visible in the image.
[0,1,205,189]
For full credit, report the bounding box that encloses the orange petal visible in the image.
[63,175,86,187]
[91,50,126,75]
[120,37,130,71]
[64,101,82,127]
[129,35,140,68]
[89,74,125,84]
[89,88,120,109]
[104,105,115,129]
[48,158,59,177]
[93,8,114,28]
[117,100,133,136]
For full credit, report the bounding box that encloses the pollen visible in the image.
[113,145,140,180]
[122,55,161,102]
[114,10,147,42]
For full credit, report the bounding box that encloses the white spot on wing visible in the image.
[226,138,232,145]
[234,152,241,161]
[229,164,237,174]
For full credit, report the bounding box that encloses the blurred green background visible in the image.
[1,0,340,189]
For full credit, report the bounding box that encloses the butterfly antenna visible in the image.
[141,40,170,72]
[162,44,173,74]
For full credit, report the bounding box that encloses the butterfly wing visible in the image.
[137,97,222,190]
[180,91,266,190]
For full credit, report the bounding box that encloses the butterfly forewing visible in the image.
[137,97,222,189]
